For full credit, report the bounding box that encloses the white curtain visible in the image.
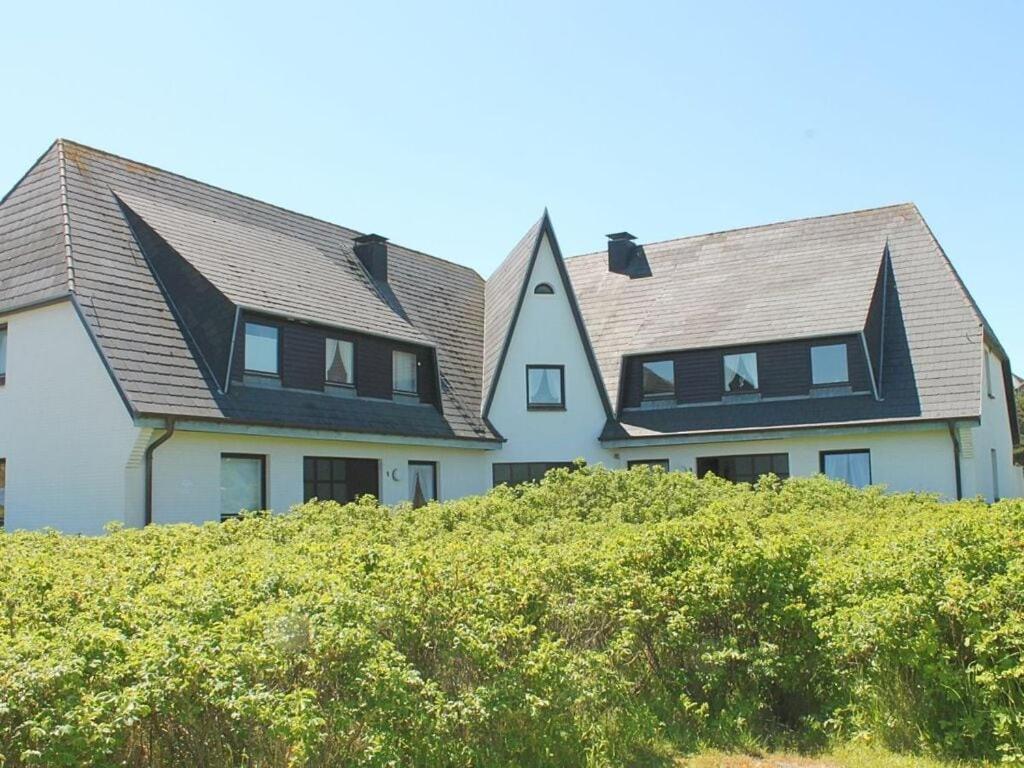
[725,353,757,390]
[409,463,436,507]
[824,452,870,488]
[393,351,418,393]
[220,457,263,516]
[529,368,560,404]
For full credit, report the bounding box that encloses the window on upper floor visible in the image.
[244,322,279,376]
[0,324,7,385]
[526,365,565,409]
[985,351,995,398]
[641,360,675,399]
[723,352,758,392]
[393,350,419,395]
[811,344,849,385]
[820,450,871,488]
[534,282,555,295]
[219,453,266,521]
[325,338,355,387]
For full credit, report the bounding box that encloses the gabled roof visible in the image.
[567,203,996,437]
[0,140,494,441]
[481,212,612,420]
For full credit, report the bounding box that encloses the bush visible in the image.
[0,467,1022,766]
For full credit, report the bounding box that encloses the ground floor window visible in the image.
[303,457,379,504]
[627,459,670,470]
[696,453,789,483]
[0,458,6,528]
[820,450,871,488]
[220,454,266,520]
[492,462,573,487]
[409,461,437,507]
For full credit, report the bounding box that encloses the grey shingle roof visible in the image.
[481,215,543,407]
[4,140,494,441]
[567,203,991,438]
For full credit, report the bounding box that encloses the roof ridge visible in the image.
[566,201,917,260]
[57,138,479,278]
[55,139,77,292]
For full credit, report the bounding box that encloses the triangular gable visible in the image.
[481,211,613,420]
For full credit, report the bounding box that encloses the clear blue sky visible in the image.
[2,2,1021,366]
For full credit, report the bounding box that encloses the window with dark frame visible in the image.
[303,457,380,504]
[0,457,6,528]
[534,283,555,295]
[219,454,266,521]
[244,322,279,376]
[819,450,871,488]
[492,462,574,487]
[526,365,565,409]
[723,352,758,392]
[627,459,670,470]
[409,461,438,508]
[697,453,789,483]
[0,324,7,385]
[393,350,419,395]
[811,344,849,385]
[641,360,674,399]
[325,338,355,387]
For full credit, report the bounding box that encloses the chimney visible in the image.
[607,232,637,275]
[354,233,389,282]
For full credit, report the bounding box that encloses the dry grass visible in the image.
[679,745,992,768]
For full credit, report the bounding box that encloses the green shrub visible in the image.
[0,467,1022,766]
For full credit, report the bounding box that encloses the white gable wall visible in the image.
[962,345,1023,501]
[486,233,611,468]
[0,300,143,533]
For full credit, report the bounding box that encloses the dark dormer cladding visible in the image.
[354,233,389,283]
[606,232,651,278]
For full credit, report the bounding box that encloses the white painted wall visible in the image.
[617,425,959,498]
[486,233,613,469]
[151,429,492,524]
[0,300,144,533]
[961,345,1023,501]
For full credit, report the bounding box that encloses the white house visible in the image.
[0,140,1019,533]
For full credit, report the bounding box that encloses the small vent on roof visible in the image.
[354,233,388,282]
[606,232,651,278]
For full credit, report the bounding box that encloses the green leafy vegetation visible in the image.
[0,467,1022,767]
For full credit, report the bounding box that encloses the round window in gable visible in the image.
[534,282,555,295]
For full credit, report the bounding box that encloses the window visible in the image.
[325,338,355,386]
[723,352,758,392]
[991,448,1000,502]
[393,350,418,394]
[697,454,789,484]
[303,457,379,503]
[219,454,266,520]
[526,365,565,409]
[628,459,670,470]
[534,282,555,295]
[811,344,849,385]
[492,462,573,487]
[985,352,995,398]
[244,322,279,375]
[409,461,438,508]
[0,458,5,528]
[820,450,871,488]
[641,360,675,399]
[0,324,7,384]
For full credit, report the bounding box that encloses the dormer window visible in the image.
[244,322,279,376]
[641,360,674,399]
[811,344,849,385]
[723,352,758,392]
[534,283,555,295]
[393,350,419,395]
[325,338,355,387]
